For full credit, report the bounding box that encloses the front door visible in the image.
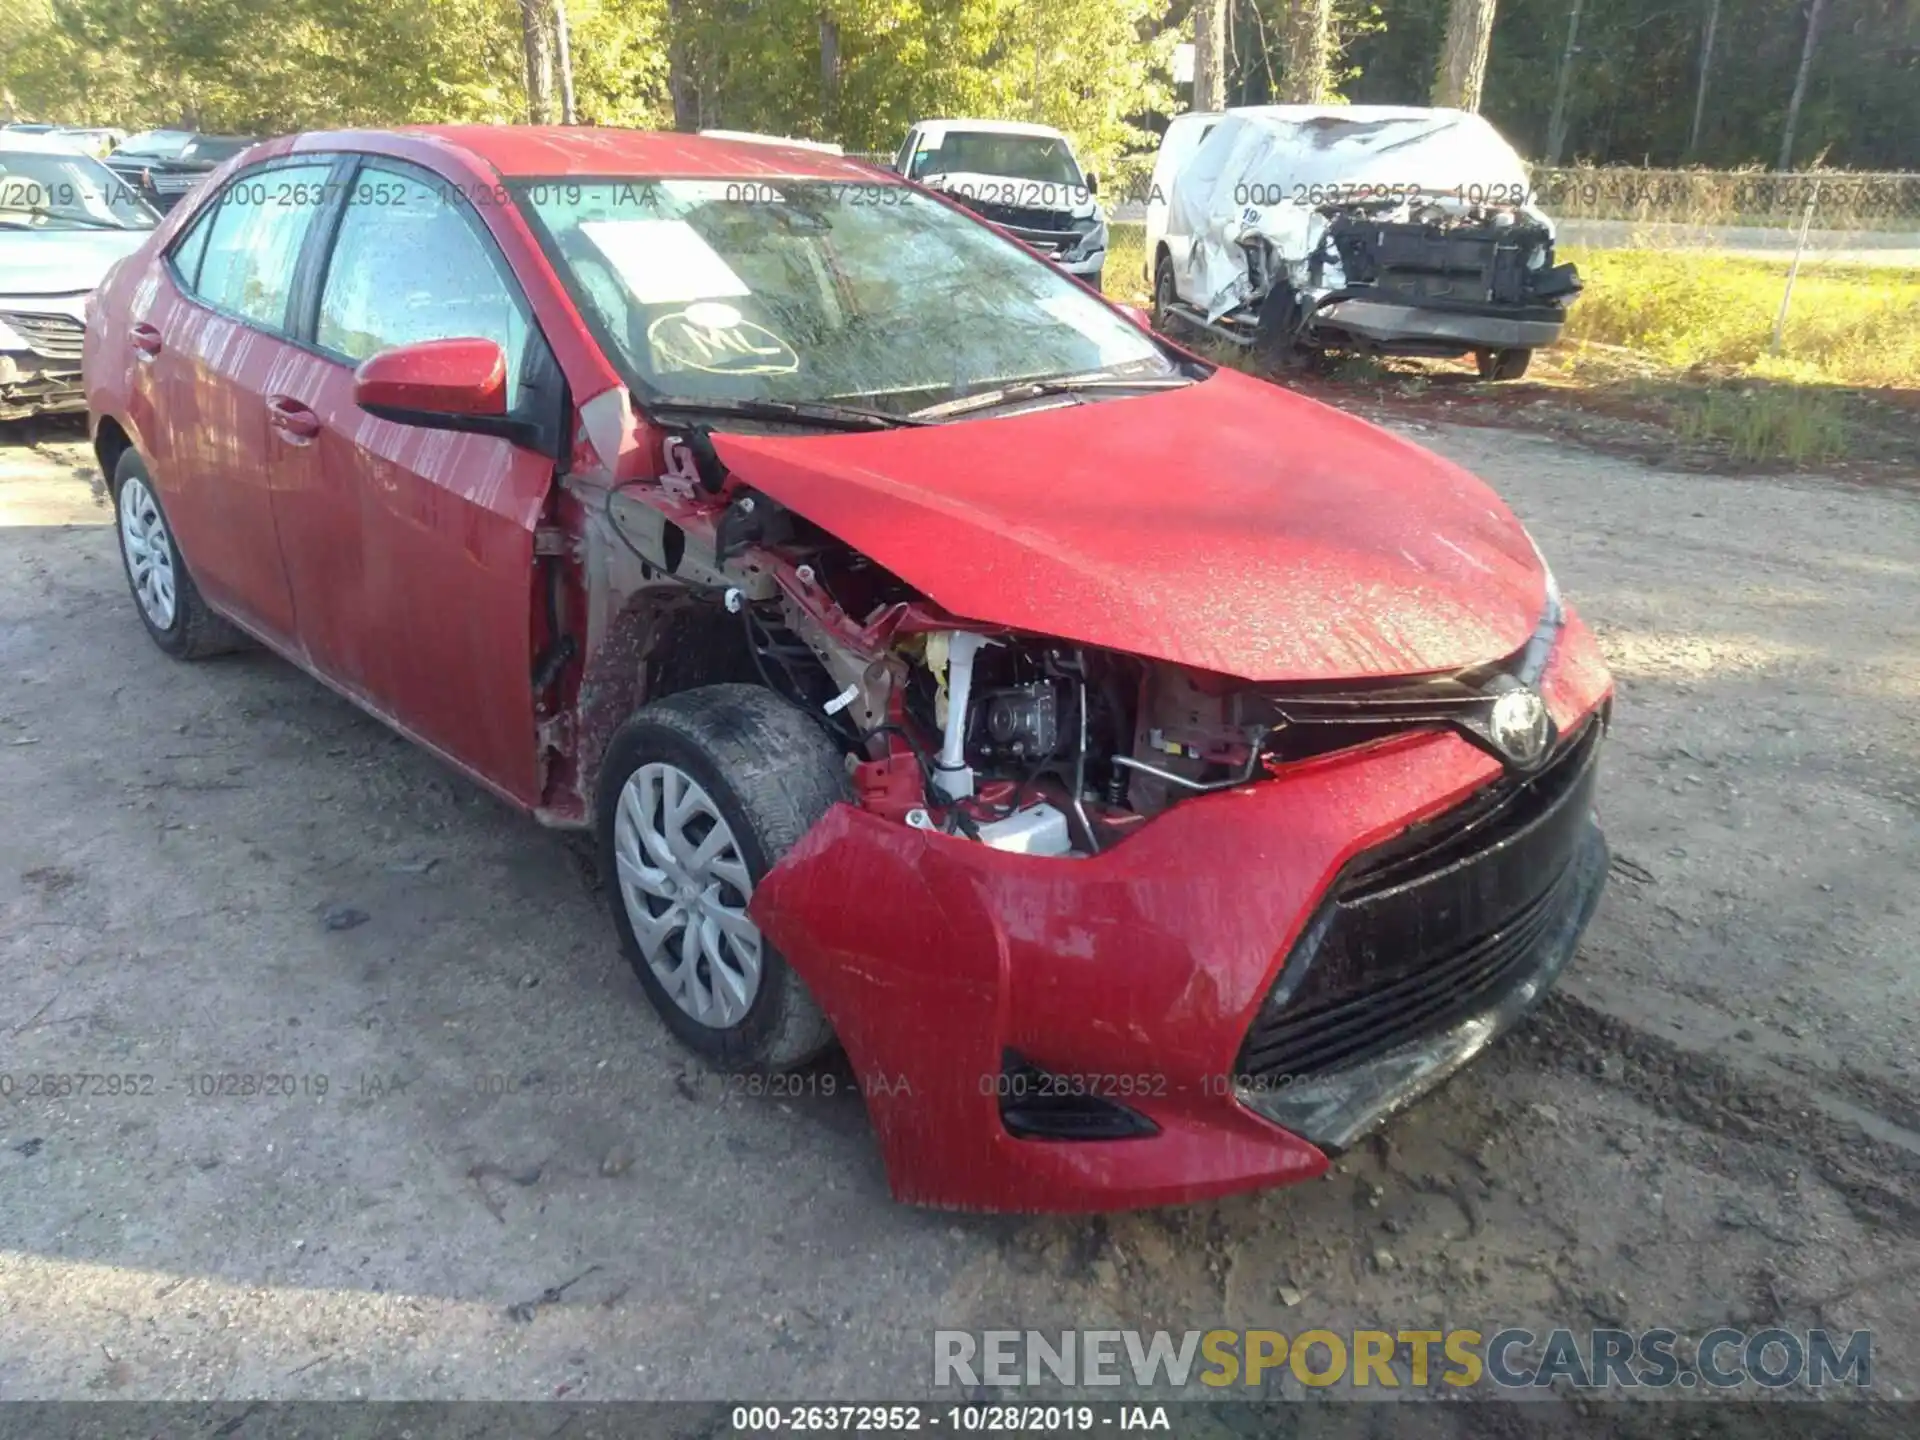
[264,160,560,804]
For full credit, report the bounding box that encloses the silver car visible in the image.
[0,134,158,420]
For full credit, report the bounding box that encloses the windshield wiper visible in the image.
[646,395,932,432]
[910,373,1194,421]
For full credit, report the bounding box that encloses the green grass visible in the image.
[1098,227,1913,464]
[1561,247,1920,388]
[1104,221,1147,302]
[1668,387,1856,463]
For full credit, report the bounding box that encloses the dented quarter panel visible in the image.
[711,366,1546,683]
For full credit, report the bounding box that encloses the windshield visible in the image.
[180,136,253,164]
[0,147,157,231]
[114,130,192,160]
[515,177,1170,417]
[909,132,1083,188]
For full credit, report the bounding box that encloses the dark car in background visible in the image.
[105,132,256,211]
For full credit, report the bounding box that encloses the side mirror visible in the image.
[1116,303,1152,330]
[1085,173,1099,196]
[354,337,508,429]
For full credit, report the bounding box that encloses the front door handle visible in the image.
[266,395,321,442]
[131,323,162,358]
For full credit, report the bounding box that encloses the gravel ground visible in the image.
[1,414,1916,1404]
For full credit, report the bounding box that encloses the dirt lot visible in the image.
[1,411,1916,1405]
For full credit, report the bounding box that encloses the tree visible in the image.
[1543,0,1581,161]
[1777,0,1826,169]
[1432,0,1497,110]
[1277,0,1333,101]
[1686,0,1718,158]
[554,0,578,123]
[1193,0,1228,111]
[520,0,556,123]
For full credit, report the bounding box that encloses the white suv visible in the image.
[892,119,1107,288]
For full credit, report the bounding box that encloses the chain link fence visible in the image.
[1523,168,1920,362]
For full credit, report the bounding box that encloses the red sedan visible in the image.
[84,127,1612,1213]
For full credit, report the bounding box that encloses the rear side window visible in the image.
[169,203,215,287]
[188,163,336,331]
[315,166,532,392]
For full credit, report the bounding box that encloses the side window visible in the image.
[190,163,336,331]
[892,129,917,175]
[315,166,531,395]
[169,200,216,288]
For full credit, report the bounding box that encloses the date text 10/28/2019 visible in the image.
[732,1405,1170,1432]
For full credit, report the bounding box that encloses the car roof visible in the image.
[0,132,102,155]
[285,126,887,182]
[911,119,1070,140]
[1213,104,1472,125]
[698,129,844,155]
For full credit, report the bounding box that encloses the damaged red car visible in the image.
[85,128,1612,1213]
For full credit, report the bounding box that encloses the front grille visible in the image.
[1005,225,1080,256]
[946,195,1083,253]
[1,311,85,361]
[957,197,1075,231]
[1236,717,1603,1085]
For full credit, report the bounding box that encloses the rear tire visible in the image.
[596,685,846,1071]
[1475,347,1533,381]
[110,448,247,660]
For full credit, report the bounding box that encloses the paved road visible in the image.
[1,415,1917,1402]
[1556,219,1920,267]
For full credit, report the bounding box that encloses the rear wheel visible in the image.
[1475,347,1533,381]
[596,685,846,1071]
[110,449,246,660]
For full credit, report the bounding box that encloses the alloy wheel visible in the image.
[612,761,763,1027]
[118,473,177,630]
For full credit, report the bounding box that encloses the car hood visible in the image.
[922,170,1098,222]
[710,368,1547,682]
[0,228,150,296]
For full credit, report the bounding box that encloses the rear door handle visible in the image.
[266,395,321,441]
[131,323,162,358]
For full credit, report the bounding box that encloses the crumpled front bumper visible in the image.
[0,354,85,420]
[1314,298,1565,351]
[751,612,1613,1213]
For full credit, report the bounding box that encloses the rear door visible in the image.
[1146,114,1218,286]
[133,158,344,645]
[266,158,565,804]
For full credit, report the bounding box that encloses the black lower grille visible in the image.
[997,1052,1159,1142]
[1237,717,1603,1085]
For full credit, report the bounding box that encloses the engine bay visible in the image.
[704,496,1301,858]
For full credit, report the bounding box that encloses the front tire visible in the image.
[110,448,246,660]
[1476,347,1533,381]
[1153,253,1179,331]
[596,685,846,1071]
